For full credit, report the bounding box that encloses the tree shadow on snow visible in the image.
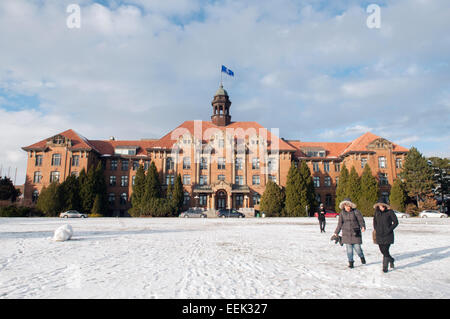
[393,246,450,270]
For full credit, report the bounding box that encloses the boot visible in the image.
[361,257,366,265]
[348,261,354,269]
[389,257,395,269]
[382,257,389,273]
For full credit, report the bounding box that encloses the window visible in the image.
[121,160,129,171]
[218,157,226,170]
[268,175,277,183]
[132,160,139,171]
[32,190,39,203]
[307,150,325,157]
[111,159,118,171]
[144,160,150,170]
[200,157,208,170]
[253,193,261,205]
[199,195,207,206]
[183,175,191,185]
[381,192,389,203]
[183,157,191,170]
[378,156,387,168]
[183,192,190,205]
[335,177,339,186]
[108,193,115,205]
[132,175,136,186]
[396,158,402,169]
[268,159,277,172]
[313,176,320,188]
[324,176,331,187]
[109,176,116,186]
[33,171,42,183]
[52,154,61,166]
[235,158,243,171]
[120,193,127,205]
[121,176,129,187]
[166,174,174,185]
[361,158,367,168]
[324,162,330,172]
[334,163,341,172]
[71,171,79,177]
[379,173,388,185]
[252,175,260,185]
[235,195,243,206]
[315,193,321,203]
[166,157,174,170]
[313,162,320,172]
[35,155,43,166]
[50,171,60,183]
[218,174,225,181]
[72,155,80,167]
[252,158,260,169]
[325,194,332,207]
[235,175,244,185]
[199,175,208,185]
[218,139,225,148]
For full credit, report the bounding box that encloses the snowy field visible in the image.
[0,217,449,299]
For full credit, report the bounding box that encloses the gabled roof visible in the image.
[287,132,409,160]
[22,129,101,153]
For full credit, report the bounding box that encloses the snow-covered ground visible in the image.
[0,217,449,299]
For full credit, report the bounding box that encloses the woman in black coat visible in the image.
[373,199,399,273]
[318,203,326,233]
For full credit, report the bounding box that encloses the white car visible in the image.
[419,210,448,218]
[59,210,88,218]
[394,211,410,218]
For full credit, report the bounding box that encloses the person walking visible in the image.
[334,198,366,268]
[373,198,399,273]
[318,203,326,233]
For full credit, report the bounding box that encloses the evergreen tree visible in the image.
[401,147,434,208]
[299,160,316,216]
[260,180,284,217]
[358,164,379,216]
[36,182,62,216]
[0,177,20,202]
[285,163,303,216]
[144,161,162,200]
[59,174,81,212]
[91,194,102,216]
[171,174,184,216]
[130,165,146,216]
[335,164,349,212]
[92,161,108,215]
[390,178,407,212]
[80,165,95,213]
[347,166,361,205]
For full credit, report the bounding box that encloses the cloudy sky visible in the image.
[0,0,449,184]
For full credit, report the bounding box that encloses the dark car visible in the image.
[217,209,245,218]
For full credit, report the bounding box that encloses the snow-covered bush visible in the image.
[53,224,73,241]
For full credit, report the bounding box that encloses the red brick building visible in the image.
[22,85,408,215]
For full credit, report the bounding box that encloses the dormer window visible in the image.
[114,146,138,156]
[53,135,64,144]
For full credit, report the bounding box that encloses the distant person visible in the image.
[373,198,399,273]
[318,203,326,233]
[334,198,366,268]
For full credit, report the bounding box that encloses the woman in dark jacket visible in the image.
[334,198,366,268]
[318,203,326,233]
[373,199,399,273]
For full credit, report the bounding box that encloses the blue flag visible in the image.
[221,65,234,77]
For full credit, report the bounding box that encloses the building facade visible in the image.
[22,85,408,215]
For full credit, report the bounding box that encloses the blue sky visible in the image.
[0,0,449,184]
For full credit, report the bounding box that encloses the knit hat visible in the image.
[339,197,357,210]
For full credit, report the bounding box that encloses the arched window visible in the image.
[32,190,39,203]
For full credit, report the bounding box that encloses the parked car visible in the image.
[217,209,245,218]
[314,210,339,218]
[394,211,410,218]
[179,208,207,218]
[59,210,88,218]
[419,210,448,218]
